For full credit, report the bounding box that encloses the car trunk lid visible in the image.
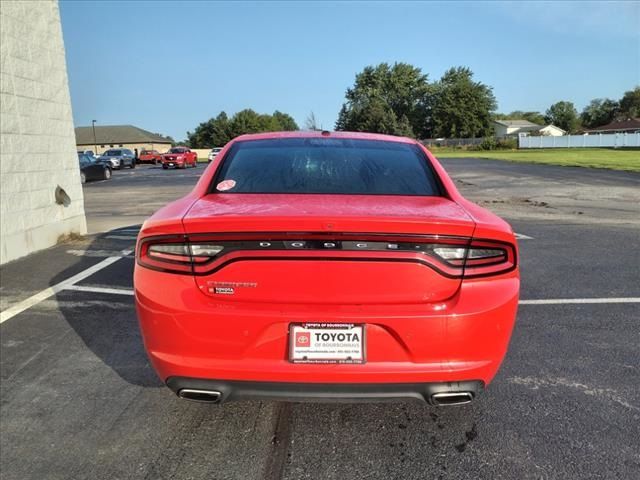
[183,194,474,235]
[183,194,475,304]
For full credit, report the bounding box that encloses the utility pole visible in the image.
[92,119,97,154]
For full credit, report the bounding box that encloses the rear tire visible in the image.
[162,164,168,170]
[103,168,111,180]
[130,160,136,169]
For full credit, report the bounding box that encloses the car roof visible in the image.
[232,130,417,144]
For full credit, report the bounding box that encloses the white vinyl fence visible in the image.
[519,132,640,149]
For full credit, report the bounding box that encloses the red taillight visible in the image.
[137,236,225,274]
[136,234,516,278]
[463,239,517,278]
[432,239,515,277]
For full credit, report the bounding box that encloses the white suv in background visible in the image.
[208,147,223,162]
[99,148,136,169]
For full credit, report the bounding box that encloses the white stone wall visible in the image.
[1,0,86,264]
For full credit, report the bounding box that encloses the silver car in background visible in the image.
[207,147,223,162]
[98,148,136,169]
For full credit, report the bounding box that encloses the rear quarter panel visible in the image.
[422,145,517,243]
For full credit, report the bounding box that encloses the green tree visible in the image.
[187,109,298,147]
[158,135,176,146]
[211,112,232,146]
[229,109,299,137]
[228,109,265,137]
[343,97,404,135]
[272,110,299,131]
[545,101,580,133]
[335,62,430,137]
[580,99,619,128]
[494,111,545,125]
[187,112,233,148]
[188,120,208,148]
[520,112,545,125]
[429,67,497,138]
[619,86,640,117]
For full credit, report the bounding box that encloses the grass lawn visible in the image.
[430,148,640,172]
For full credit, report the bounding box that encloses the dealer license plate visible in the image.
[289,323,365,364]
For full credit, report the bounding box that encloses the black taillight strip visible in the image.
[187,239,468,257]
[136,232,517,277]
[187,233,470,260]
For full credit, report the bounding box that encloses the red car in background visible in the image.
[161,147,198,169]
[135,131,519,406]
[138,149,163,164]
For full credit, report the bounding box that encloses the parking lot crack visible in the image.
[263,402,293,480]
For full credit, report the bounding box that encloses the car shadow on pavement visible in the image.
[49,226,162,388]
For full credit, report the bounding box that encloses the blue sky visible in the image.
[60,1,640,140]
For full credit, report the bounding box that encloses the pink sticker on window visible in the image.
[216,179,236,191]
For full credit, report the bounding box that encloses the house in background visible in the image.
[536,124,567,136]
[582,118,640,134]
[493,119,565,138]
[75,125,172,155]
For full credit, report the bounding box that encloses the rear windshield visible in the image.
[211,138,441,196]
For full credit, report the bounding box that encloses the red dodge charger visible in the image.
[134,131,519,406]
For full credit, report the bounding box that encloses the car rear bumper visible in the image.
[166,377,484,405]
[135,268,519,389]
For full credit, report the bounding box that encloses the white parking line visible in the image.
[3,259,638,324]
[519,298,640,305]
[64,285,135,296]
[0,249,132,324]
[515,233,534,240]
[66,249,133,258]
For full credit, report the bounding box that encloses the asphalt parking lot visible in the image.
[1,160,639,479]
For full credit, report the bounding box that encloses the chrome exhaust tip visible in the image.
[431,392,474,406]
[178,388,222,403]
